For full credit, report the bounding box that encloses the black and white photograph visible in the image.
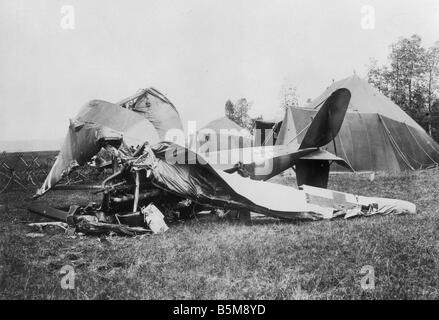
[1,0,439,305]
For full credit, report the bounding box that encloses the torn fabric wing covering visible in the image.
[138,142,415,220]
[129,88,183,139]
[36,88,183,197]
[75,100,160,148]
[137,142,319,220]
[38,119,126,191]
[300,185,416,218]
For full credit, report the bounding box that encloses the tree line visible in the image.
[367,35,439,141]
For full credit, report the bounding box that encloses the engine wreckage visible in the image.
[28,87,416,235]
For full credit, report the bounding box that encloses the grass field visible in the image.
[0,169,438,299]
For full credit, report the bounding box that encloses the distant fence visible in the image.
[0,151,59,193]
[0,151,109,194]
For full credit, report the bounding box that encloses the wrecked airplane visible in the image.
[28,87,416,235]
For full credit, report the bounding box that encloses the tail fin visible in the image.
[299,88,351,149]
[295,88,351,189]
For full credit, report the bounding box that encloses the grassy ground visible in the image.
[0,169,438,299]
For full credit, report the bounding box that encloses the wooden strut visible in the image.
[52,184,102,191]
[133,170,140,213]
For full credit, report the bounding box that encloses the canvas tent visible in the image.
[271,75,439,172]
[190,116,253,152]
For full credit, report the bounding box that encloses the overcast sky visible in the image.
[1,0,439,141]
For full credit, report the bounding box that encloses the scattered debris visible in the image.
[142,204,169,234]
[28,222,69,231]
[75,219,151,236]
[25,232,45,238]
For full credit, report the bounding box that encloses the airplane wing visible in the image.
[138,142,415,220]
[138,142,323,220]
[35,88,183,198]
[35,101,160,197]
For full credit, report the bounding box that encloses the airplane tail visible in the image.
[296,88,352,188]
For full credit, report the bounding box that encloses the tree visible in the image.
[225,100,235,120]
[366,35,439,137]
[431,100,439,142]
[224,98,254,131]
[388,35,426,115]
[425,42,439,135]
[367,58,390,96]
